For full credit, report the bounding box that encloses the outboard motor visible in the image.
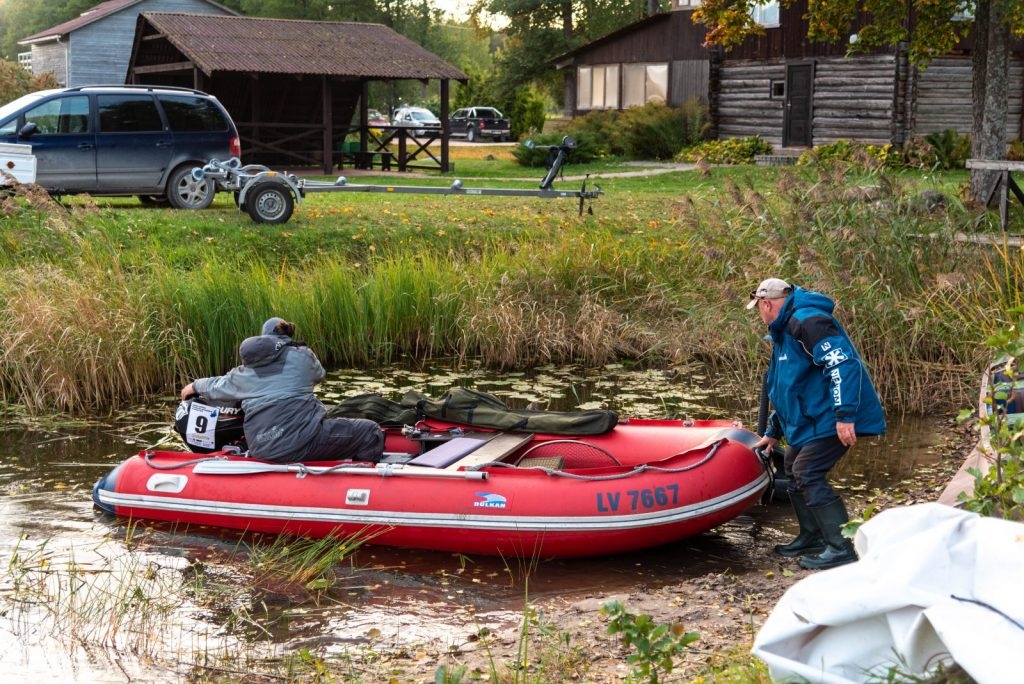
[174,395,246,453]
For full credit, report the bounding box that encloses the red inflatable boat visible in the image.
[93,419,771,558]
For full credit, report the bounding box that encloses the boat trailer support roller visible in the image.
[192,136,601,224]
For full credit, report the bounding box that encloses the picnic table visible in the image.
[966,158,1024,231]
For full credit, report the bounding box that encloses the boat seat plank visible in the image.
[407,436,488,467]
[450,433,534,470]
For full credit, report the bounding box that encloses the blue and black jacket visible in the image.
[763,286,886,447]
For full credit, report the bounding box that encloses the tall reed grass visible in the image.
[0,162,1009,415]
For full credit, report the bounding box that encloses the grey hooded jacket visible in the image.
[192,334,327,461]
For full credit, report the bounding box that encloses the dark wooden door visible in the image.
[783,63,813,148]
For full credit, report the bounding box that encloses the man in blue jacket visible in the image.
[749,278,886,569]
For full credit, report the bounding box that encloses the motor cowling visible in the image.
[174,396,246,453]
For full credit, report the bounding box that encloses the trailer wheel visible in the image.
[245,182,294,224]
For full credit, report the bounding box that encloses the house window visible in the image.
[771,80,785,99]
[577,65,620,110]
[17,52,31,70]
[623,63,669,108]
[751,1,780,27]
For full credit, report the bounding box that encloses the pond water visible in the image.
[0,362,946,681]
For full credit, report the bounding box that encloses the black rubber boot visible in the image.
[799,497,858,570]
[773,491,826,557]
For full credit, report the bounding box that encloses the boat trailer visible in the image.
[193,136,602,225]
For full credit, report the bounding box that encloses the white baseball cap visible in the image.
[746,278,792,309]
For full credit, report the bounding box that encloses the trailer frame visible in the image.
[193,136,602,224]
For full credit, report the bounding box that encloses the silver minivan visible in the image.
[0,84,240,209]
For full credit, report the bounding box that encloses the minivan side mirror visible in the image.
[18,122,38,139]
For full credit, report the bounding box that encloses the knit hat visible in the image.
[746,278,792,309]
[261,317,288,336]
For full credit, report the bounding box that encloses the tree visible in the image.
[478,1,669,111]
[693,0,1024,204]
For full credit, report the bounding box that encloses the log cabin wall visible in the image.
[812,55,898,145]
[912,56,1024,140]
[717,61,786,146]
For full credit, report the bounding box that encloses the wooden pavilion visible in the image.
[126,12,468,172]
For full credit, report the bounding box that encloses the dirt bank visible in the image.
[357,415,971,682]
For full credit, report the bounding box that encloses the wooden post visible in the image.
[322,76,333,175]
[440,79,450,173]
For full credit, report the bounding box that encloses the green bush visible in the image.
[619,101,709,161]
[563,109,622,158]
[796,140,900,168]
[676,136,772,164]
[1008,140,1024,162]
[923,129,971,170]
[509,86,546,140]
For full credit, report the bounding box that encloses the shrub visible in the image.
[564,109,622,158]
[796,140,899,169]
[619,100,709,161]
[901,135,940,169]
[1006,139,1024,162]
[676,136,772,164]
[509,86,546,140]
[923,129,972,170]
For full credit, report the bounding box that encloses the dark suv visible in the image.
[0,84,240,209]
[449,107,511,142]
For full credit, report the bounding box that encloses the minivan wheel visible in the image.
[166,165,215,210]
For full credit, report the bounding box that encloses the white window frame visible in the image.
[576,64,620,110]
[622,63,669,108]
[751,1,780,28]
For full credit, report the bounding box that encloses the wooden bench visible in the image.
[447,432,534,471]
[966,159,1024,231]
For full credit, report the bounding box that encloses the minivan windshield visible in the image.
[0,91,48,123]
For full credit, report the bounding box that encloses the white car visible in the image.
[391,107,442,137]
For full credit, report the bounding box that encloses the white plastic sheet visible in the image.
[752,503,1024,683]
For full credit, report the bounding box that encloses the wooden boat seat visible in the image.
[407,435,489,467]
[450,432,534,470]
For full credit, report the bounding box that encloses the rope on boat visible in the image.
[490,440,724,482]
[143,450,225,471]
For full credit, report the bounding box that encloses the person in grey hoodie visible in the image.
[180,317,384,463]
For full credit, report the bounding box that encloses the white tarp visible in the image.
[752,503,1024,683]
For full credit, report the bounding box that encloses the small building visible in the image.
[557,0,1024,148]
[17,0,237,87]
[126,12,467,172]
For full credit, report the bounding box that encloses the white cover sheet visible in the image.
[752,503,1024,683]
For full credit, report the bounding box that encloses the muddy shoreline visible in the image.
[347,416,972,682]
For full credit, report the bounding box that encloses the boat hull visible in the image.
[94,420,771,558]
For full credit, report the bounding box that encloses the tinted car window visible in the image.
[476,108,500,118]
[98,94,164,132]
[158,95,229,132]
[16,95,90,135]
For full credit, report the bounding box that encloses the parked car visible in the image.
[367,108,389,127]
[0,84,240,209]
[449,106,511,142]
[391,106,442,137]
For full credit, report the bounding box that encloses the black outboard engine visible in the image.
[174,395,246,453]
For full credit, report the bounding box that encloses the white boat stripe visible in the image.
[97,473,770,533]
